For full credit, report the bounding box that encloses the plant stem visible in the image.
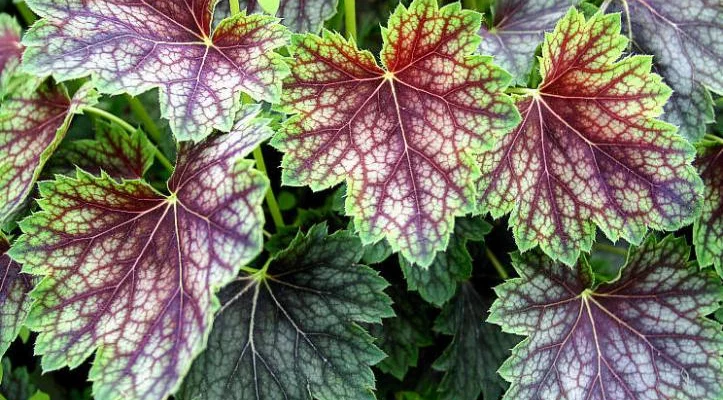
[15,2,36,26]
[599,0,613,13]
[253,147,285,230]
[345,0,357,41]
[703,133,723,145]
[125,95,162,144]
[83,106,174,173]
[592,242,628,257]
[505,87,538,96]
[485,248,509,280]
[229,0,241,15]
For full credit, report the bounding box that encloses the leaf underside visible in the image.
[694,142,723,276]
[477,9,702,265]
[9,107,271,400]
[179,224,393,400]
[273,0,519,267]
[0,237,33,359]
[489,235,723,400]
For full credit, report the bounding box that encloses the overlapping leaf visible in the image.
[489,236,723,400]
[694,140,722,276]
[477,9,702,265]
[22,0,289,141]
[178,224,394,400]
[479,0,577,83]
[0,236,32,359]
[0,14,22,90]
[0,78,98,226]
[9,106,272,400]
[273,0,519,267]
[215,0,337,33]
[609,0,722,142]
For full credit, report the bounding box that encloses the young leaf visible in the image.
[178,224,394,400]
[479,0,577,83]
[489,236,723,400]
[694,141,722,276]
[433,283,520,400]
[216,0,337,33]
[609,0,722,142]
[0,236,33,359]
[0,14,22,90]
[477,9,702,265]
[0,79,98,226]
[22,0,290,142]
[8,106,272,400]
[273,0,520,267]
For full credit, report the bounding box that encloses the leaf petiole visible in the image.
[485,247,509,279]
[15,1,36,26]
[592,242,628,257]
[229,0,241,15]
[703,133,723,146]
[125,95,163,144]
[253,146,285,229]
[345,0,357,40]
[505,87,538,96]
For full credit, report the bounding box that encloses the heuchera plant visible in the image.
[0,1,720,400]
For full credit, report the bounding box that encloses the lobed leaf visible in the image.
[478,9,703,265]
[178,224,394,400]
[0,236,33,359]
[273,0,519,267]
[489,235,723,400]
[215,0,338,33]
[22,0,290,142]
[9,106,272,400]
[694,140,722,276]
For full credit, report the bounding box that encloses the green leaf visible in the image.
[0,235,33,359]
[489,235,723,399]
[179,224,394,400]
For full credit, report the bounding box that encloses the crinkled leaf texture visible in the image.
[478,9,702,265]
[179,224,394,400]
[22,0,289,142]
[215,0,338,33]
[0,78,98,226]
[433,283,520,400]
[8,106,272,400]
[479,0,578,84]
[0,14,22,89]
[0,236,33,359]
[694,141,722,276]
[610,0,722,142]
[489,235,723,400]
[273,0,519,267]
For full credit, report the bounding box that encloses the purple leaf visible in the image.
[0,235,33,359]
[0,14,23,89]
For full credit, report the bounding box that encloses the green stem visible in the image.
[15,2,36,26]
[592,242,628,257]
[505,87,538,96]
[253,147,285,230]
[84,106,174,173]
[703,133,723,145]
[599,0,614,13]
[125,95,163,144]
[344,0,357,41]
[229,0,241,15]
[485,248,509,280]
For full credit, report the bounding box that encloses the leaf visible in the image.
[477,9,702,265]
[178,224,394,400]
[8,106,272,400]
[0,78,98,226]
[400,217,491,307]
[489,235,723,400]
[54,121,155,179]
[216,0,337,33]
[609,0,722,142]
[0,236,33,359]
[0,358,37,400]
[478,0,578,84]
[22,0,290,142]
[0,14,22,90]
[273,0,519,267]
[694,140,723,276]
[432,283,520,400]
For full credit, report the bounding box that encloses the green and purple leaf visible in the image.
[178,224,394,400]
[22,0,289,142]
[216,0,337,33]
[0,236,33,359]
[489,235,723,400]
[273,0,519,267]
[694,140,722,276]
[0,14,22,90]
[0,79,98,226]
[479,0,577,83]
[478,9,702,265]
[609,0,722,142]
[8,106,272,400]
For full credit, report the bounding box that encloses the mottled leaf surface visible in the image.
[489,236,723,400]
[433,283,519,400]
[478,9,702,265]
[22,0,289,141]
[400,217,491,306]
[479,0,577,83]
[694,141,722,276]
[9,107,272,400]
[215,0,337,33]
[0,15,22,89]
[179,224,394,400]
[0,236,32,359]
[274,0,519,267]
[610,0,722,142]
[0,79,98,225]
